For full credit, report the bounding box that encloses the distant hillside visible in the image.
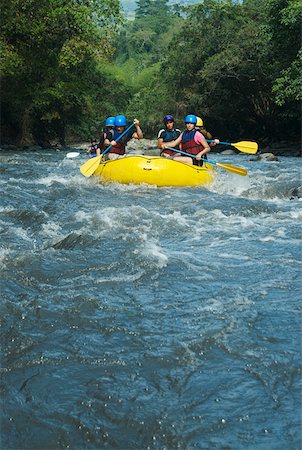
[121,0,201,16]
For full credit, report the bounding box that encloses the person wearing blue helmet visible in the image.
[98,116,115,155]
[103,115,143,160]
[160,114,210,165]
[105,116,115,127]
[157,115,181,158]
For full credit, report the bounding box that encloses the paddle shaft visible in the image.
[166,147,215,166]
[165,147,247,176]
[208,140,233,146]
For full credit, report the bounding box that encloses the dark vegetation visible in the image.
[1,0,301,152]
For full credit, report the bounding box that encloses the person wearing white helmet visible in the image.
[161,114,211,165]
[103,115,143,160]
[196,116,219,147]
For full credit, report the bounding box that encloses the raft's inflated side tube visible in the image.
[93,155,214,187]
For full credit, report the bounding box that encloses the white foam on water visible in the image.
[134,236,169,268]
[210,169,251,196]
[0,248,10,268]
[95,271,144,284]
[258,236,276,242]
[192,208,256,234]
[74,205,152,233]
[0,206,15,213]
[41,221,63,239]
[36,174,75,186]
[14,226,32,242]
[160,210,190,227]
[217,253,251,260]
[275,228,287,238]
[287,209,302,220]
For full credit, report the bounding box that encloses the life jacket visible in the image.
[159,128,181,156]
[104,127,114,140]
[88,144,98,157]
[108,128,132,155]
[181,129,205,156]
[99,128,114,152]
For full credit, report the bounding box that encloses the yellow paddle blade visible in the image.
[80,155,102,177]
[232,141,258,154]
[216,162,247,176]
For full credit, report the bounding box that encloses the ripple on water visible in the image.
[0,151,301,449]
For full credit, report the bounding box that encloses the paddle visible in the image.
[166,147,247,176]
[66,152,80,158]
[80,123,135,177]
[207,140,258,154]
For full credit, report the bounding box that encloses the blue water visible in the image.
[1,149,301,449]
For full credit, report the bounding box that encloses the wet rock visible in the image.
[289,186,302,199]
[128,138,158,155]
[259,153,279,161]
[220,149,236,155]
[249,155,261,162]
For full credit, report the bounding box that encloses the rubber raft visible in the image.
[93,155,215,187]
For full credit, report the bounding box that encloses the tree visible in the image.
[158,0,301,140]
[0,0,122,145]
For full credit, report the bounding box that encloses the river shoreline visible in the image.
[0,138,300,157]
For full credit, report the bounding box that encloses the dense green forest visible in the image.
[0,0,301,147]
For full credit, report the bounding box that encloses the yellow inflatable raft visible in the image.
[93,155,214,187]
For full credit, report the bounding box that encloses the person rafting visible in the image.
[160,114,210,165]
[196,116,219,147]
[86,138,99,158]
[98,116,115,155]
[157,115,181,159]
[103,115,143,160]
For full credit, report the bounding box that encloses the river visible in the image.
[0,149,301,449]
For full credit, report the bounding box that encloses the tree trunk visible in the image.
[19,108,34,146]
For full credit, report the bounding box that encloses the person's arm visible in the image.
[195,131,211,160]
[158,138,164,149]
[131,118,143,139]
[157,129,165,149]
[209,139,220,147]
[103,132,118,148]
[200,127,219,146]
[161,133,182,150]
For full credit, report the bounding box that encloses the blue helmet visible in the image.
[105,116,115,126]
[114,115,127,127]
[185,114,197,124]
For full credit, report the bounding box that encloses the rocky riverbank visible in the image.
[0,138,300,157]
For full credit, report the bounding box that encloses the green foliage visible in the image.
[157,0,301,139]
[0,40,23,76]
[273,49,302,106]
[1,0,300,145]
[0,0,123,145]
[115,0,177,66]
